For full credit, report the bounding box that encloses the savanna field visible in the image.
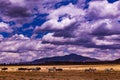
[0,64,120,80]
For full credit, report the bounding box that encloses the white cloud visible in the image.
[35,18,76,31]
[9,0,25,4]
[88,0,120,19]
[35,4,85,32]
[9,34,29,40]
[92,37,116,45]
[42,33,75,43]
[48,3,85,19]
[0,22,13,33]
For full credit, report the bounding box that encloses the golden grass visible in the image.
[1,64,120,72]
[0,64,120,80]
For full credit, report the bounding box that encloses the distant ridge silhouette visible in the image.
[32,53,99,64]
[114,58,120,62]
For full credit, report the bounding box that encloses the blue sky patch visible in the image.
[54,0,78,9]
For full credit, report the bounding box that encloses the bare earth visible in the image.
[0,64,120,80]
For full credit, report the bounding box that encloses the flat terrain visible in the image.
[0,71,120,80]
[1,64,120,71]
[0,64,120,80]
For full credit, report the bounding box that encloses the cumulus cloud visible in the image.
[0,22,13,33]
[48,3,85,19]
[33,0,120,61]
[91,19,120,36]
[0,0,61,26]
[35,4,85,32]
[87,0,120,19]
[0,0,120,63]
[0,34,58,63]
[35,18,76,32]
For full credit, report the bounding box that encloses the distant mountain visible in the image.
[113,58,120,62]
[31,53,99,64]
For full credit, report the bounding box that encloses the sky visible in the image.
[0,0,120,63]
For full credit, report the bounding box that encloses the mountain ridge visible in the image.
[32,53,99,64]
[113,58,120,62]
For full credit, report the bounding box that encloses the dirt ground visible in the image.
[0,71,120,80]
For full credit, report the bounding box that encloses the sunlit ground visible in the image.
[0,65,120,80]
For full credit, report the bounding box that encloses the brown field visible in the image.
[0,64,120,80]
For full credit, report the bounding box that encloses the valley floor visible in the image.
[0,64,120,80]
[0,71,120,80]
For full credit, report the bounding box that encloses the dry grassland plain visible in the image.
[0,64,120,80]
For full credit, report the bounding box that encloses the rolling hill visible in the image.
[31,53,99,64]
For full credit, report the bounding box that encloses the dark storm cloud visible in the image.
[91,21,120,36]
[91,23,112,36]
[0,0,32,27]
[53,31,74,38]
[0,1,30,18]
[0,1,10,9]
[85,44,120,49]
[5,6,30,18]
[53,20,80,38]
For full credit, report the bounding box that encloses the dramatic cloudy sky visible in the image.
[0,0,120,63]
